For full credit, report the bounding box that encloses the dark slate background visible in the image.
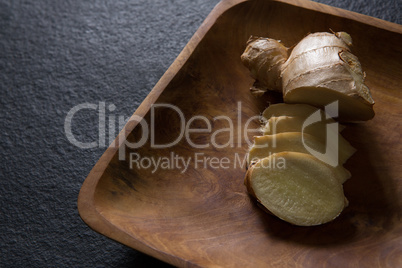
[0,0,400,267]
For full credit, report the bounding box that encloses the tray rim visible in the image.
[77,0,402,266]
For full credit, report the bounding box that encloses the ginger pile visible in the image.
[241,32,374,226]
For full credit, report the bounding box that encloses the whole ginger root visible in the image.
[241,31,375,122]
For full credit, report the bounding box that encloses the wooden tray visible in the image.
[78,0,402,267]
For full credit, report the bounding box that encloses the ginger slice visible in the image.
[245,152,347,226]
[262,115,341,136]
[261,103,344,130]
[262,103,320,120]
[248,133,351,183]
[261,116,356,163]
[284,86,374,122]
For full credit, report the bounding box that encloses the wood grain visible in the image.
[78,0,402,267]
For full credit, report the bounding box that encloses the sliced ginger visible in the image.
[261,103,344,129]
[261,116,356,163]
[248,133,351,183]
[240,32,373,226]
[262,115,341,137]
[245,152,347,226]
[262,103,320,120]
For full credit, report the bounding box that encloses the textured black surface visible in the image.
[0,0,400,267]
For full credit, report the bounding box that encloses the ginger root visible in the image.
[241,31,375,122]
[241,36,288,96]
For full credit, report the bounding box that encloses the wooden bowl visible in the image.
[78,0,402,267]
